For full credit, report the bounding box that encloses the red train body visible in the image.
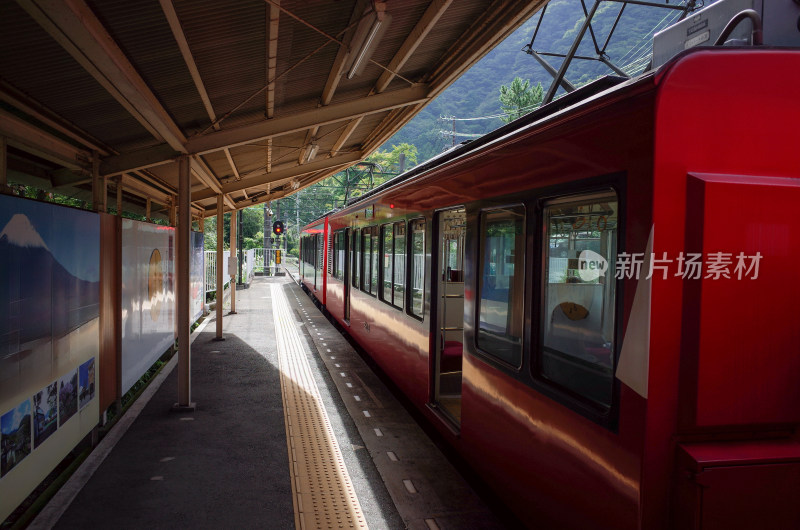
[299,49,800,529]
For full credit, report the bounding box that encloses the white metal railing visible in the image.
[204,250,230,294]
[245,248,255,283]
[205,247,289,294]
[261,247,287,275]
[253,248,266,273]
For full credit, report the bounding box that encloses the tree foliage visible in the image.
[375,0,686,161]
[499,77,543,123]
[365,143,418,173]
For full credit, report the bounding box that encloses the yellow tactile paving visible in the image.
[272,284,368,530]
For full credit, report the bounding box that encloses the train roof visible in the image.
[347,75,630,208]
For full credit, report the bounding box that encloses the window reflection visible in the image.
[540,193,618,408]
[477,206,525,367]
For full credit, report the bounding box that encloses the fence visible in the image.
[204,247,287,297]
[204,250,230,296]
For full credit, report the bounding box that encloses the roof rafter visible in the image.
[191,151,361,201]
[0,109,90,170]
[160,0,240,210]
[17,0,188,152]
[101,84,429,176]
[374,0,453,94]
[321,0,371,106]
[267,0,280,118]
[191,156,236,210]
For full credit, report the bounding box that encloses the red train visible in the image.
[299,47,800,529]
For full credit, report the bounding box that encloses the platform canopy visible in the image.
[0,0,544,219]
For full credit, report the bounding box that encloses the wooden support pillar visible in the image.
[174,156,194,410]
[215,194,224,340]
[169,200,176,227]
[146,198,151,223]
[116,178,122,216]
[92,151,104,212]
[1,136,10,193]
[229,209,237,315]
[199,216,205,232]
[103,176,108,212]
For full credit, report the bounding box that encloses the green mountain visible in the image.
[380,0,699,163]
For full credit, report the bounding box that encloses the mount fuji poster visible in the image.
[0,195,100,520]
[0,197,99,358]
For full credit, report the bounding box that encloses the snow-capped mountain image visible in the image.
[0,214,49,250]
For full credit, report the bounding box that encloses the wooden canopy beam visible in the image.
[18,0,188,152]
[191,151,361,202]
[374,0,453,94]
[101,84,429,176]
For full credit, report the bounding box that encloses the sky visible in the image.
[79,358,94,389]
[1,399,31,434]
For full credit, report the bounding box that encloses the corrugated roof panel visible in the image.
[86,0,212,136]
[0,1,157,151]
[176,0,267,129]
[332,0,429,95]
[401,0,499,81]
[199,150,233,184]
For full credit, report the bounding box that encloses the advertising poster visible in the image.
[191,231,204,323]
[58,369,78,427]
[1,399,31,476]
[32,382,58,447]
[121,220,175,394]
[0,195,100,520]
[79,358,95,410]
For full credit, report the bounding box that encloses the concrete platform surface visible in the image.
[36,274,504,529]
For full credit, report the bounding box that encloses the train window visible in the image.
[393,222,405,310]
[327,232,334,275]
[332,230,339,279]
[379,222,406,309]
[352,229,360,289]
[381,224,394,303]
[539,192,618,409]
[361,227,373,295]
[317,233,324,273]
[408,219,425,319]
[335,230,345,280]
[370,227,379,295]
[477,206,525,367]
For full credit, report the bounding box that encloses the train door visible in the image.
[344,228,351,323]
[432,207,466,426]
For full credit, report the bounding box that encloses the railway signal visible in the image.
[272,220,284,235]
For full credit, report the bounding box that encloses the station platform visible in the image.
[31,274,505,530]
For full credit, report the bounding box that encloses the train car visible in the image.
[299,44,800,529]
[299,217,328,306]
